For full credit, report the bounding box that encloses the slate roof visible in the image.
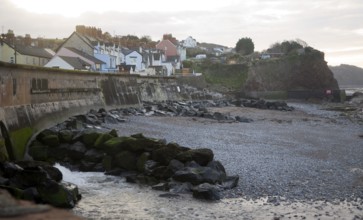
[65,47,105,64]
[15,45,53,59]
[59,56,89,70]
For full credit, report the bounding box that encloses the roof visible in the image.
[15,44,53,59]
[59,56,89,70]
[65,47,105,64]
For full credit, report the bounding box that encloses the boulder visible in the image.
[168,181,193,194]
[131,133,165,152]
[173,166,225,185]
[176,148,214,166]
[80,130,101,148]
[113,151,137,170]
[102,155,113,171]
[144,160,160,175]
[36,129,57,143]
[109,129,118,137]
[192,183,220,201]
[136,152,150,172]
[103,136,141,154]
[15,161,63,183]
[94,133,114,149]
[67,142,87,160]
[221,175,239,189]
[207,160,226,178]
[28,143,48,161]
[84,149,104,163]
[58,130,74,143]
[41,135,60,147]
[152,145,184,165]
[37,180,80,208]
[235,116,253,123]
[167,159,184,173]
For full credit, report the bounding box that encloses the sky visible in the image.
[1,0,362,68]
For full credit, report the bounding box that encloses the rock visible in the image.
[167,159,184,173]
[67,142,87,160]
[41,135,60,147]
[109,129,118,137]
[104,113,120,124]
[213,112,227,121]
[136,152,150,172]
[152,182,169,191]
[0,176,9,185]
[80,130,101,148]
[79,160,97,172]
[152,145,184,165]
[144,160,160,175]
[10,167,49,188]
[47,144,69,161]
[37,181,80,208]
[102,155,113,171]
[28,143,48,161]
[94,133,114,149]
[207,160,226,178]
[221,175,239,189]
[113,151,137,170]
[168,181,193,194]
[58,130,74,143]
[36,129,57,143]
[103,136,141,154]
[131,133,165,152]
[0,162,23,178]
[15,162,63,183]
[185,161,202,168]
[84,149,104,163]
[173,166,225,185]
[151,166,172,180]
[192,183,220,201]
[235,116,253,123]
[176,148,214,166]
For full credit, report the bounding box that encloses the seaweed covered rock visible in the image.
[0,161,81,208]
[25,108,239,201]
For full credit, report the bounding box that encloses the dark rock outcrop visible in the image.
[26,112,239,201]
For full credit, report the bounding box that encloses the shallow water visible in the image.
[55,165,362,219]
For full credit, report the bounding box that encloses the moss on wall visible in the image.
[10,127,34,160]
[0,139,9,162]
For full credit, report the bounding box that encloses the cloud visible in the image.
[1,0,363,67]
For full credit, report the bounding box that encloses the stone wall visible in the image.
[0,62,197,160]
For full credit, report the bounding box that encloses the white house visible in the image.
[45,55,90,71]
[181,36,197,48]
[120,48,143,73]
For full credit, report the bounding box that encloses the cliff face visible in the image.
[244,51,339,92]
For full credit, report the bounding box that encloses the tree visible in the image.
[235,37,254,55]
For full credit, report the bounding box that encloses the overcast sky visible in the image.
[1,0,362,67]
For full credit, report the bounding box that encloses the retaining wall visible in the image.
[0,62,200,160]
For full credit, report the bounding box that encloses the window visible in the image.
[12,78,17,96]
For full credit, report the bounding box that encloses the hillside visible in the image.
[244,50,339,92]
[329,64,363,87]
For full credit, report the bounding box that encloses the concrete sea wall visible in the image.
[0,62,201,160]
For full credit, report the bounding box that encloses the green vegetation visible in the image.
[235,37,254,55]
[10,127,33,160]
[193,61,249,90]
[0,139,9,162]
